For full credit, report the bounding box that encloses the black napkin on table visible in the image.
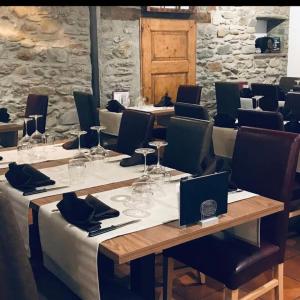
[106,99,125,113]
[62,130,98,150]
[0,108,10,123]
[154,93,174,107]
[57,192,120,232]
[5,162,55,192]
[120,152,158,167]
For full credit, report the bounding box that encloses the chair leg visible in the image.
[273,263,284,300]
[163,256,174,300]
[197,271,206,284]
[225,288,239,300]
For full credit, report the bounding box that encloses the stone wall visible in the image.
[0,6,91,139]
[98,6,141,107]
[197,6,289,114]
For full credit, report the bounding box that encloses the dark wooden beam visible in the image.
[89,6,100,107]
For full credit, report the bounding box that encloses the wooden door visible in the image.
[141,18,196,104]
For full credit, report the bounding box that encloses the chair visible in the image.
[73,91,100,131]
[24,94,48,136]
[283,92,300,121]
[162,116,216,175]
[174,102,209,120]
[176,85,202,105]
[279,76,300,94]
[237,108,284,131]
[251,83,279,111]
[115,109,155,156]
[163,126,300,300]
[215,82,241,119]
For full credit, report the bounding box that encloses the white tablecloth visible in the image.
[38,180,255,300]
[0,154,141,257]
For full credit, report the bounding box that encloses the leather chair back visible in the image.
[174,102,209,120]
[215,82,241,119]
[279,76,300,94]
[0,193,39,300]
[117,109,155,155]
[283,92,300,121]
[251,83,279,111]
[237,109,284,130]
[231,127,300,261]
[176,85,202,105]
[74,91,100,131]
[163,116,214,174]
[24,94,48,136]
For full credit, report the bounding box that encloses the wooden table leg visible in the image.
[130,254,156,300]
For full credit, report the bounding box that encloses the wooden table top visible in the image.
[0,123,23,133]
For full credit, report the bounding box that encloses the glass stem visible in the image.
[157,146,160,167]
[144,153,147,175]
[24,120,28,137]
[98,130,101,147]
[35,117,38,133]
[78,134,81,152]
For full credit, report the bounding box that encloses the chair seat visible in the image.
[164,233,280,290]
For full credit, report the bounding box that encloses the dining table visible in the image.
[0,142,284,300]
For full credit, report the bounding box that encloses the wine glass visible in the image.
[70,130,91,162]
[19,117,32,145]
[296,79,300,86]
[90,125,106,160]
[253,96,263,111]
[148,141,169,183]
[134,147,155,182]
[122,181,153,218]
[29,114,45,160]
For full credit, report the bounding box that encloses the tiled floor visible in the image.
[114,230,300,300]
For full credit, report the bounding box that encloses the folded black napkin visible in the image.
[5,162,55,192]
[57,192,120,232]
[154,93,174,107]
[106,99,125,113]
[120,152,157,167]
[62,130,98,150]
[213,113,236,128]
[0,108,10,123]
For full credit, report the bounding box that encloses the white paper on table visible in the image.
[39,181,180,300]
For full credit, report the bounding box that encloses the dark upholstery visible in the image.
[251,83,279,111]
[176,85,202,105]
[24,94,48,136]
[164,127,300,290]
[279,76,300,94]
[215,82,241,119]
[74,91,100,131]
[237,109,284,130]
[174,102,209,120]
[163,116,216,175]
[116,109,155,156]
[0,193,39,300]
[283,92,300,121]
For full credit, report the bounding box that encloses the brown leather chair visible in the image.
[163,127,300,300]
[251,83,280,111]
[24,94,48,136]
[176,85,202,105]
[162,116,216,175]
[174,102,209,120]
[115,109,155,156]
[215,82,241,119]
[237,108,284,130]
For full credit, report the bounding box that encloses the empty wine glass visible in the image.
[253,96,263,111]
[19,117,32,145]
[296,79,300,86]
[123,181,153,218]
[148,141,169,183]
[90,125,106,160]
[134,147,155,182]
[70,130,91,162]
[29,115,45,160]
